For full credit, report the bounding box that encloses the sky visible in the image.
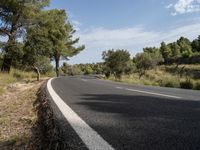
[16,0,200,64]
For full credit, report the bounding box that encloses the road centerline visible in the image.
[116,86,124,89]
[125,88,181,99]
[115,86,181,99]
[81,79,87,82]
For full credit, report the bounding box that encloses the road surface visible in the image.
[48,75,200,150]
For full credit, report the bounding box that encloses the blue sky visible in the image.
[20,1,200,64]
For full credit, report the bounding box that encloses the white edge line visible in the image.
[125,88,181,99]
[81,79,87,82]
[47,78,114,150]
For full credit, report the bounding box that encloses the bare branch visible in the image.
[0,28,10,36]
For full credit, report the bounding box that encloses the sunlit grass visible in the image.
[108,64,200,90]
[0,81,42,147]
[0,69,37,95]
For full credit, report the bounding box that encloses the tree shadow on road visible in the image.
[76,94,200,150]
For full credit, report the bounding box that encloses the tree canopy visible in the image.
[102,49,131,79]
[0,0,85,80]
[0,0,50,72]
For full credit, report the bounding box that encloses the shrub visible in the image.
[143,80,152,86]
[102,49,131,79]
[11,69,37,80]
[159,78,180,88]
[195,82,200,90]
[180,79,194,89]
[164,80,180,88]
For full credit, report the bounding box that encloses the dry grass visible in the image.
[0,69,43,96]
[0,78,47,149]
[0,73,17,96]
[108,64,200,90]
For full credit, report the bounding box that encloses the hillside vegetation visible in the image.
[61,35,200,90]
[108,65,200,90]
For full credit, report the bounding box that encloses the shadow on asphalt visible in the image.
[76,94,200,150]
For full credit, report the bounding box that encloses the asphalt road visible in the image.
[50,75,200,150]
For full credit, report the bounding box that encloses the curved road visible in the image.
[49,75,200,150]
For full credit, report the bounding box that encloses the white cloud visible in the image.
[68,23,200,64]
[167,0,200,15]
[78,26,159,49]
[165,4,173,9]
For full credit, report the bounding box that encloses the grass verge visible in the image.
[0,77,47,150]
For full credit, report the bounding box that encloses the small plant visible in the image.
[11,69,37,80]
[159,77,180,88]
[164,80,180,88]
[180,79,194,89]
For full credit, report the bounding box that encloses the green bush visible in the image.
[180,79,194,89]
[164,80,180,88]
[159,78,180,88]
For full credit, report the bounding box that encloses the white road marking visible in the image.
[81,79,87,82]
[116,86,124,89]
[116,86,181,99]
[47,78,114,150]
[125,88,181,99]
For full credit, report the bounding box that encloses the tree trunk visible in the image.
[34,66,40,81]
[1,35,16,72]
[1,56,12,72]
[55,58,60,77]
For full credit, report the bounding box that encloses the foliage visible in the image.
[159,78,180,88]
[135,52,152,78]
[11,69,37,80]
[37,9,85,77]
[160,42,171,63]
[143,47,163,67]
[22,12,55,79]
[102,49,131,79]
[124,60,136,75]
[191,35,200,53]
[61,62,105,76]
[0,1,84,77]
[180,79,194,89]
[135,47,163,78]
[0,0,50,72]
[61,62,83,76]
[0,68,39,95]
[177,37,193,58]
[0,0,200,85]
[168,42,181,59]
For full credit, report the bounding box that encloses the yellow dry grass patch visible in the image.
[0,80,46,148]
[108,65,200,89]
